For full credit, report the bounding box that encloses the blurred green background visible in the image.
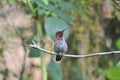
[0,0,120,80]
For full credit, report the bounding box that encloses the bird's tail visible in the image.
[56,55,62,61]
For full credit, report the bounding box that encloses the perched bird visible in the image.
[54,28,68,61]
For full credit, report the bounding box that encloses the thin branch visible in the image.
[29,40,120,58]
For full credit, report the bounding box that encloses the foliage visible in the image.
[29,40,41,57]
[33,0,75,25]
[8,0,15,4]
[106,67,120,80]
[0,0,120,80]
[45,17,69,40]
[0,70,4,74]
[106,56,120,80]
[29,48,40,57]
[27,0,76,80]
[48,59,62,80]
[116,61,120,67]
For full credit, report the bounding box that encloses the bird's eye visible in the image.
[56,32,59,35]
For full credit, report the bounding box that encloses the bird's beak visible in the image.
[59,28,69,35]
[62,28,69,32]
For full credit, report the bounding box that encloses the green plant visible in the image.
[26,0,77,80]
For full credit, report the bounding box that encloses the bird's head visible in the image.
[55,28,68,40]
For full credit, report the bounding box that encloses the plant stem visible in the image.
[36,19,47,80]
[41,53,47,80]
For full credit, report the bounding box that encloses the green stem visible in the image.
[36,19,47,80]
[41,53,47,80]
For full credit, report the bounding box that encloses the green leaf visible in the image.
[42,0,48,5]
[106,67,120,80]
[50,0,59,3]
[28,40,40,57]
[48,59,62,80]
[38,9,46,15]
[116,61,120,67]
[59,2,77,12]
[116,38,120,49]
[0,70,4,75]
[34,0,54,11]
[29,48,40,57]
[56,10,74,25]
[8,0,15,5]
[45,17,69,40]
[27,0,35,13]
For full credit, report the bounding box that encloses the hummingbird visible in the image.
[54,28,68,61]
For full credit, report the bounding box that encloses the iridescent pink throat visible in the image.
[56,35,63,40]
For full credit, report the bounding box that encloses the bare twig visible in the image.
[29,40,120,58]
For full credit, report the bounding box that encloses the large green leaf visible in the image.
[48,59,62,80]
[34,0,54,11]
[28,40,41,57]
[45,17,69,40]
[106,67,120,80]
[56,10,74,25]
[29,48,40,57]
[59,2,77,12]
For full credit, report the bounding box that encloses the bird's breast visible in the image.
[54,40,67,53]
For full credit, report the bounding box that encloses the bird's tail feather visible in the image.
[56,55,62,61]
